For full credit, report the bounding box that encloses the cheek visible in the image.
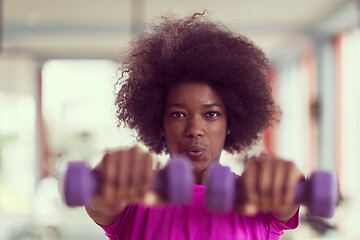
[163,124,183,150]
[164,137,181,155]
[164,122,182,138]
[212,121,227,147]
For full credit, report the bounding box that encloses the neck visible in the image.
[194,170,204,185]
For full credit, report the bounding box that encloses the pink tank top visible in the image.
[100,184,299,240]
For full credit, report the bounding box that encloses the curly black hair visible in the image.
[115,12,281,154]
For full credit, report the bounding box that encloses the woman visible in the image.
[85,12,304,239]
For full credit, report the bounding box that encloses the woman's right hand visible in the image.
[85,146,160,226]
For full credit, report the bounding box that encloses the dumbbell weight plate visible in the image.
[165,156,193,204]
[63,161,97,207]
[308,171,338,218]
[206,163,236,212]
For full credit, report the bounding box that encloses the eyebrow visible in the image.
[166,103,224,108]
[166,103,186,108]
[203,103,223,109]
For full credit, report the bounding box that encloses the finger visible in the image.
[143,191,164,207]
[270,159,285,211]
[236,201,257,216]
[257,154,273,211]
[128,147,144,202]
[116,150,131,202]
[281,161,300,211]
[103,153,118,202]
[140,153,155,201]
[239,157,259,215]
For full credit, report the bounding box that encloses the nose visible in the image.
[185,116,205,138]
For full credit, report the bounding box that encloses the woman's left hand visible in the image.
[237,153,304,223]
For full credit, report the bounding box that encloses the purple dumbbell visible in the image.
[295,171,338,218]
[205,163,338,218]
[205,163,237,213]
[62,155,193,207]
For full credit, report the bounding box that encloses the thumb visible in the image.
[236,202,258,216]
[143,191,164,207]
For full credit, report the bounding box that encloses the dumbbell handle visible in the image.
[62,157,193,207]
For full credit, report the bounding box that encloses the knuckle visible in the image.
[248,156,258,164]
[130,145,140,154]
[102,152,110,161]
[244,159,257,174]
[100,152,111,167]
[285,160,296,169]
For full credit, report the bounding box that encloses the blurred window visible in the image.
[42,60,138,174]
[0,93,36,213]
[275,60,314,174]
[338,28,360,200]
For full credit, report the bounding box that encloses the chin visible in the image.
[191,159,210,171]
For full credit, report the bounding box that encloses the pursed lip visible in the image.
[184,145,206,159]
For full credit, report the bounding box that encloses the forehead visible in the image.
[165,82,224,105]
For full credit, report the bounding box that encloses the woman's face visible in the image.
[162,82,228,179]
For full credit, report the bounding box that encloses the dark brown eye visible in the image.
[170,112,186,118]
[205,111,220,118]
